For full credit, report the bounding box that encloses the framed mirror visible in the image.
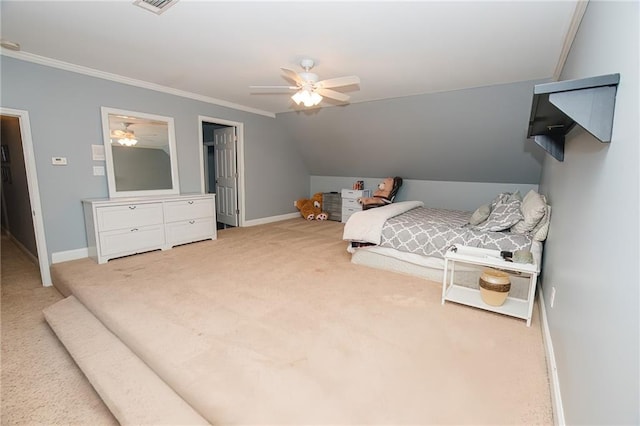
[101,107,180,198]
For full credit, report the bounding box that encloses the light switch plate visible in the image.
[91,144,105,161]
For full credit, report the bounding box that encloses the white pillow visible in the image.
[512,190,547,234]
[474,199,523,232]
[532,204,551,241]
[469,203,491,225]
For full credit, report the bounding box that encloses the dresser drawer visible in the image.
[165,218,215,246]
[341,189,371,199]
[97,203,163,232]
[341,207,362,224]
[342,206,362,215]
[99,225,165,256]
[164,198,214,223]
[342,198,361,209]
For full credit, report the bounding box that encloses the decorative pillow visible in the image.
[508,191,522,202]
[474,199,523,232]
[532,204,551,241]
[490,192,511,210]
[512,190,547,234]
[469,203,491,225]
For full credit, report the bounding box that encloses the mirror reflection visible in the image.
[101,107,179,198]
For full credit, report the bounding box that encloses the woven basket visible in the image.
[479,268,511,306]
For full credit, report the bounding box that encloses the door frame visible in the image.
[197,116,245,227]
[0,107,52,286]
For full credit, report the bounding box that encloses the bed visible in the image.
[342,191,551,299]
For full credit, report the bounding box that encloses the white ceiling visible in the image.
[0,1,579,115]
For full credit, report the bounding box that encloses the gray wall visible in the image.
[311,176,538,212]
[0,115,37,257]
[538,2,639,424]
[278,80,546,184]
[0,56,309,259]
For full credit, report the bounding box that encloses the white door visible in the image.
[214,127,239,227]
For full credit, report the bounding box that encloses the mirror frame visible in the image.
[101,107,180,198]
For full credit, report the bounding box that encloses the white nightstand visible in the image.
[340,188,371,223]
[442,244,540,326]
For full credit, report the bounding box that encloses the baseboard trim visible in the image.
[243,212,300,227]
[5,232,39,265]
[51,248,89,264]
[538,287,565,425]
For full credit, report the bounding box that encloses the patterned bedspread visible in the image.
[379,206,533,258]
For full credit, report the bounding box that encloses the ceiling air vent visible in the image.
[133,0,179,15]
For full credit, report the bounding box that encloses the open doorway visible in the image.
[0,108,51,286]
[198,116,245,229]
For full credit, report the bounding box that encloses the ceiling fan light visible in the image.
[291,91,305,105]
[310,91,323,106]
[118,137,138,146]
[292,89,322,107]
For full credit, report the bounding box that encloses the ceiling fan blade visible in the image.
[317,75,360,89]
[249,85,297,90]
[317,88,350,102]
[281,67,304,85]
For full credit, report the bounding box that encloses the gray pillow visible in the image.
[469,203,491,225]
[508,191,522,202]
[490,192,511,210]
[474,199,523,232]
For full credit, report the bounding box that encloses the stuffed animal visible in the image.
[358,177,395,206]
[295,192,328,220]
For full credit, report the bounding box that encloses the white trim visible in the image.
[243,212,300,227]
[198,116,246,227]
[538,287,565,426]
[553,0,589,80]
[0,108,52,286]
[51,248,89,264]
[0,50,276,119]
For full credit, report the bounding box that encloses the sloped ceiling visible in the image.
[0,1,579,116]
[278,79,547,184]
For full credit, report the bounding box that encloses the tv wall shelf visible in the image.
[527,73,620,161]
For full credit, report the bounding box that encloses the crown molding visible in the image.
[0,49,276,119]
[553,0,589,81]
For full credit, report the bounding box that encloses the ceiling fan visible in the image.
[110,123,138,146]
[250,59,360,107]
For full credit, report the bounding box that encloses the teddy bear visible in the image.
[295,192,328,220]
[358,177,396,207]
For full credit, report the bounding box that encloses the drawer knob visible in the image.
[130,228,139,232]
[129,205,136,210]
[189,220,195,224]
[188,201,194,204]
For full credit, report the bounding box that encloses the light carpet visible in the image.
[1,234,117,425]
[51,219,552,425]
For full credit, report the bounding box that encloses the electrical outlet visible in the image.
[550,287,556,308]
[51,157,67,165]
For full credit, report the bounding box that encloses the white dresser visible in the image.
[341,188,371,223]
[82,194,216,264]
